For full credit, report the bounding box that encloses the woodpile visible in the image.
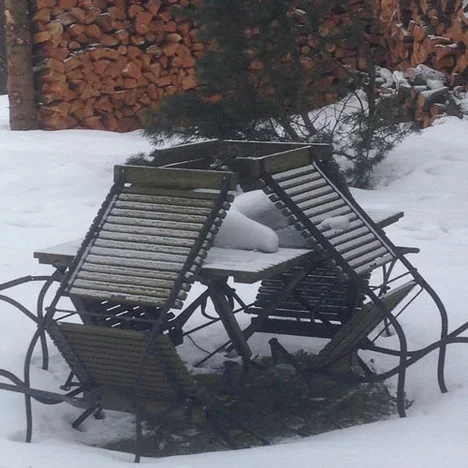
[25,0,468,131]
[31,0,202,131]
[379,0,468,84]
[375,64,465,128]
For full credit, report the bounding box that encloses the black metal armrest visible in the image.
[396,246,420,255]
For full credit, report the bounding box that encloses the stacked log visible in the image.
[375,64,465,128]
[31,0,202,131]
[379,0,468,84]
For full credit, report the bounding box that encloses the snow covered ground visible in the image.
[1,93,468,466]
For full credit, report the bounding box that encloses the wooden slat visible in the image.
[85,254,187,272]
[348,247,389,268]
[89,246,191,264]
[80,263,180,280]
[342,240,383,261]
[284,179,330,198]
[99,231,198,248]
[296,192,341,212]
[272,165,317,182]
[114,199,214,215]
[279,171,322,189]
[68,288,183,308]
[309,206,352,224]
[76,271,182,290]
[354,253,394,276]
[71,279,176,300]
[105,215,205,232]
[328,225,370,244]
[92,239,204,257]
[110,207,209,224]
[289,185,333,204]
[115,165,237,191]
[102,223,201,239]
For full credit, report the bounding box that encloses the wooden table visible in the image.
[33,208,404,362]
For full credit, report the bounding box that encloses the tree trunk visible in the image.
[0,0,6,94]
[5,0,37,129]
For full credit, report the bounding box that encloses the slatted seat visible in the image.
[270,280,417,374]
[62,165,235,326]
[47,322,197,413]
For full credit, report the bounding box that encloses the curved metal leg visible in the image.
[366,288,409,418]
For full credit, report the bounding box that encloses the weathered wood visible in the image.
[88,246,203,265]
[80,263,181,280]
[120,188,223,204]
[102,223,201,239]
[76,271,185,290]
[296,192,340,211]
[115,165,237,190]
[92,238,205,257]
[110,207,208,224]
[69,288,184,308]
[98,230,199,247]
[72,279,176,299]
[315,281,416,370]
[83,254,188,272]
[105,215,204,232]
[115,199,214,215]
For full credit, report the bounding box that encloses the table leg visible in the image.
[208,279,252,361]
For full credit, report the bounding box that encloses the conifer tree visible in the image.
[145,0,412,187]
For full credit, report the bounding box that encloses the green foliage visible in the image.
[144,0,414,188]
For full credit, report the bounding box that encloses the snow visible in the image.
[214,199,280,253]
[2,94,468,466]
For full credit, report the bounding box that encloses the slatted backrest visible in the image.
[62,166,235,310]
[314,281,416,370]
[57,323,196,403]
[253,263,360,323]
[260,157,397,277]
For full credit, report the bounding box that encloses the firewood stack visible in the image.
[375,64,465,128]
[379,0,468,84]
[31,0,201,131]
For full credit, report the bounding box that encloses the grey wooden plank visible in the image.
[85,254,185,272]
[279,171,321,189]
[110,207,209,224]
[284,179,330,198]
[334,232,376,252]
[80,263,181,281]
[71,279,176,299]
[115,199,214,215]
[92,239,203,257]
[289,184,333,204]
[98,231,197,248]
[67,288,181,308]
[272,165,317,183]
[296,192,341,211]
[115,165,237,190]
[102,223,201,239]
[76,271,180,290]
[105,215,205,232]
[342,241,385,262]
[328,225,369,243]
[309,206,353,224]
[348,247,389,268]
[89,246,191,264]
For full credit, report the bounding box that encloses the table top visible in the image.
[33,208,403,284]
[33,240,314,284]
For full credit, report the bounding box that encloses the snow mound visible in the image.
[214,209,279,253]
[232,190,289,230]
